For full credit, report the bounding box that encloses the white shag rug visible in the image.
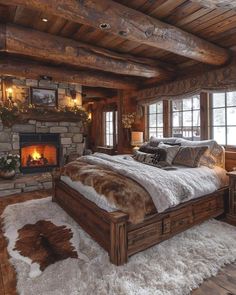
[1,197,236,295]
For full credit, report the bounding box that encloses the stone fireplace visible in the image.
[0,76,86,197]
[0,119,85,197]
[20,133,60,174]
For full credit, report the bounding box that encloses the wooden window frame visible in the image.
[103,110,118,148]
[170,95,201,140]
[209,91,236,147]
[147,101,164,139]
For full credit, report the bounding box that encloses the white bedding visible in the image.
[61,153,228,214]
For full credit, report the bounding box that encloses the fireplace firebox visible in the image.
[20,133,60,173]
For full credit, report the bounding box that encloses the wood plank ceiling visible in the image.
[0,0,236,98]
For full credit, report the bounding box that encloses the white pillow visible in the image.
[158,142,180,165]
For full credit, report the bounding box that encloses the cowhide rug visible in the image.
[1,197,236,295]
[14,220,78,273]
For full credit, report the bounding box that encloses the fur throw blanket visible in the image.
[58,160,155,224]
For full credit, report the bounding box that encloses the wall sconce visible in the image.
[6,87,14,105]
[6,87,13,99]
[69,89,82,107]
[88,111,92,121]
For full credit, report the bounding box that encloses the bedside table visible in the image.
[226,171,236,225]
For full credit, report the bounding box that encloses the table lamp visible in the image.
[131,131,143,152]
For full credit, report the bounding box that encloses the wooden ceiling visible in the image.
[0,0,236,96]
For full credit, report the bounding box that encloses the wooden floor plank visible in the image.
[0,189,235,295]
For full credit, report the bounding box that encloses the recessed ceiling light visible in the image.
[99,23,110,30]
[41,18,48,22]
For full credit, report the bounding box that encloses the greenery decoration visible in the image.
[122,112,136,129]
[0,153,20,172]
[0,101,89,127]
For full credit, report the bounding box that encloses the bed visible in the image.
[53,138,229,265]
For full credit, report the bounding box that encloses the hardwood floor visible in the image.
[0,190,235,295]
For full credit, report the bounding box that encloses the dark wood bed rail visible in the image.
[53,179,228,266]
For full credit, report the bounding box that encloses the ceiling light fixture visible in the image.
[99,23,111,30]
[41,18,48,22]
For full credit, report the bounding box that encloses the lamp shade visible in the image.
[131,131,143,146]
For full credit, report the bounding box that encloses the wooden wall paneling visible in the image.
[117,90,124,154]
[163,100,171,137]
[200,92,209,140]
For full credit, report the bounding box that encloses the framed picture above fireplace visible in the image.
[30,87,58,108]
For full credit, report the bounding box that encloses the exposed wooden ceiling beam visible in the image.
[190,1,236,9]
[0,23,173,79]
[0,0,230,65]
[83,87,117,99]
[0,57,138,89]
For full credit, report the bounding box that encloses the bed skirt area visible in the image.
[53,179,229,266]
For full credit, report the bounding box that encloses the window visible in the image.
[104,111,118,147]
[211,91,236,146]
[148,101,164,138]
[171,96,200,140]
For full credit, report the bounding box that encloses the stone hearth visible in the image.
[0,173,52,197]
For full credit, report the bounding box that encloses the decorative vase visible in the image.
[0,169,16,179]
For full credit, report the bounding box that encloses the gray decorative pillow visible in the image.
[173,146,208,168]
[133,150,168,167]
[139,143,160,154]
[158,142,180,165]
[175,139,223,168]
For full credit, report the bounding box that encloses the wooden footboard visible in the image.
[53,179,228,266]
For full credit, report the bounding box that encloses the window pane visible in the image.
[149,114,157,127]
[156,101,163,113]
[213,108,225,126]
[227,107,236,125]
[172,100,182,112]
[148,102,163,138]
[193,96,200,109]
[212,93,225,108]
[157,114,163,127]
[227,127,236,145]
[149,103,156,114]
[227,92,236,107]
[173,112,182,127]
[193,127,201,141]
[172,128,183,138]
[183,98,192,111]
[183,111,192,127]
[193,110,200,126]
[213,127,226,145]
[183,128,192,140]
[149,128,157,137]
[156,128,163,138]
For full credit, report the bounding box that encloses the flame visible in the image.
[32,148,41,160]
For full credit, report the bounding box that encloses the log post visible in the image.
[1,0,230,65]
[0,23,173,79]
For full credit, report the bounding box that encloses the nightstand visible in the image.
[226,171,236,225]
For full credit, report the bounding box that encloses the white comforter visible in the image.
[66,153,228,213]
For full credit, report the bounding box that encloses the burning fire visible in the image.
[32,148,41,160]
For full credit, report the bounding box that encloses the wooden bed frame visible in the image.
[53,178,229,266]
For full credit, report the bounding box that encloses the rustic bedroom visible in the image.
[0,1,236,295]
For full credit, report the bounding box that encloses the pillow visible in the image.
[133,150,168,167]
[139,143,159,154]
[173,146,208,168]
[158,142,180,165]
[149,136,177,147]
[175,139,223,168]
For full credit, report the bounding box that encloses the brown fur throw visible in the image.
[58,160,155,224]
